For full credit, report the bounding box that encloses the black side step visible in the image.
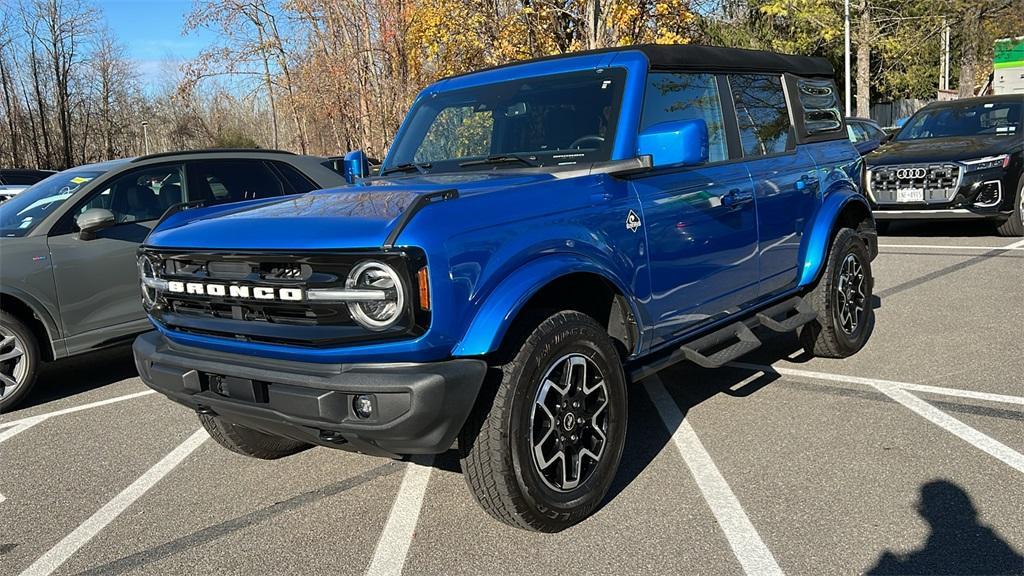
[755,296,817,333]
[680,322,762,369]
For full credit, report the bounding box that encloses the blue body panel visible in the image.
[144,52,868,367]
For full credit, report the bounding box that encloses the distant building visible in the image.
[992,36,1024,95]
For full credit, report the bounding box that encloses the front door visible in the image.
[632,72,759,348]
[47,163,184,350]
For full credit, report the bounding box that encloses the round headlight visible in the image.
[346,261,404,330]
[138,256,160,310]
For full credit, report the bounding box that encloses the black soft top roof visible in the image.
[446,44,835,81]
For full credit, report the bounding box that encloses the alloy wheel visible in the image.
[530,354,609,492]
[835,253,867,335]
[0,326,28,401]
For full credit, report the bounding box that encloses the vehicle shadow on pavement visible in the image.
[865,480,1024,575]
[880,221,1000,237]
[18,344,138,410]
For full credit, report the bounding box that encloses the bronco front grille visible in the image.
[869,163,962,205]
[142,250,429,347]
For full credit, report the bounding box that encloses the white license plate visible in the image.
[896,188,924,203]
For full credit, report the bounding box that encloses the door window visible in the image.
[271,161,320,194]
[641,73,728,163]
[847,123,870,143]
[76,164,183,225]
[731,74,793,156]
[187,160,285,203]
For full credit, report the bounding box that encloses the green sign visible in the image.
[994,36,1024,69]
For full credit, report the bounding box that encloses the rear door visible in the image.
[47,163,185,349]
[631,72,760,347]
[728,73,820,297]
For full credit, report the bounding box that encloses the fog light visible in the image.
[353,394,374,419]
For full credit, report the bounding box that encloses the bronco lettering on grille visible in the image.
[166,281,303,301]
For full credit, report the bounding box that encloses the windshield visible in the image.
[0,169,105,237]
[383,69,626,174]
[896,100,1022,141]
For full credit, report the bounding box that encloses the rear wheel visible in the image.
[460,311,627,532]
[199,413,309,459]
[799,228,874,358]
[995,180,1023,237]
[0,311,41,412]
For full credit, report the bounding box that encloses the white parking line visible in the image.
[729,363,1024,474]
[365,456,434,576]
[19,428,209,576]
[875,384,1024,474]
[878,243,1024,251]
[0,417,47,445]
[644,375,784,576]
[0,492,6,505]
[0,387,155,428]
[730,363,1024,406]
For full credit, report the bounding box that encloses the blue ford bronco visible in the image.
[134,45,877,532]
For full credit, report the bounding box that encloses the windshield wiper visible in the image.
[380,162,431,176]
[459,154,539,168]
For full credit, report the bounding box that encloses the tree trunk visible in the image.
[855,0,871,118]
[0,55,22,167]
[958,5,981,98]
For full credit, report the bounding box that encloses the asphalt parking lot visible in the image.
[2,221,1022,576]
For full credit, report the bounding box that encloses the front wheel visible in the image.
[0,311,41,412]
[799,228,875,358]
[995,179,1024,237]
[459,311,628,532]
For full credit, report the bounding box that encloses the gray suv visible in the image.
[0,150,347,410]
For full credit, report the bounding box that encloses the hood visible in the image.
[866,134,1019,166]
[145,171,561,250]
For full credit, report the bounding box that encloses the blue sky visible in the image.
[95,0,218,88]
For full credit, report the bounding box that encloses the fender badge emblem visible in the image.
[626,210,641,232]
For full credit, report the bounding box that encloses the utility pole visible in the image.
[844,0,852,116]
[141,121,150,156]
[942,22,951,91]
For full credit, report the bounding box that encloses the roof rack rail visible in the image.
[131,148,296,163]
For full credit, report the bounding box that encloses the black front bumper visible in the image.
[133,331,487,458]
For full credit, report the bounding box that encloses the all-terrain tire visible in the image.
[199,413,309,459]
[995,179,1024,237]
[0,311,41,413]
[799,228,874,358]
[459,311,628,532]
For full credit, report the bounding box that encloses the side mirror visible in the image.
[77,208,115,240]
[342,150,370,184]
[637,118,709,167]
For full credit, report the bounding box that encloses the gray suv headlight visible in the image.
[345,261,405,330]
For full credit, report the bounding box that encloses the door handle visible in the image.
[722,189,753,209]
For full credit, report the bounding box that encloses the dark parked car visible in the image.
[865,95,1024,235]
[846,117,889,155]
[0,149,348,410]
[0,168,55,203]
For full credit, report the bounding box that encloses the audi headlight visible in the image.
[346,261,404,330]
[137,255,167,311]
[962,154,1009,173]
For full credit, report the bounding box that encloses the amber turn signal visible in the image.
[417,267,430,310]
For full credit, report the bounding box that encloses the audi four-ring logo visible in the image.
[896,168,928,179]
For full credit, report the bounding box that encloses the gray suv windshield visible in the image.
[383,69,625,175]
[0,170,104,237]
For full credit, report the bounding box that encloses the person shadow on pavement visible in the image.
[867,480,1024,575]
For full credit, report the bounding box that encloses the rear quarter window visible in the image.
[796,78,844,136]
